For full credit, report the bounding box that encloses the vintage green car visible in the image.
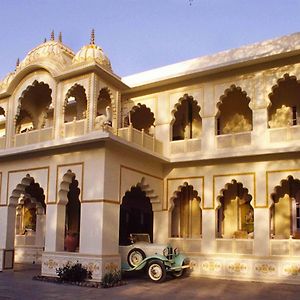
[119,233,190,283]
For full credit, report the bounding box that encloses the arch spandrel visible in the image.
[119,168,163,211]
[6,61,60,96]
[7,169,49,206]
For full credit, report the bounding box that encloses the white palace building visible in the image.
[1,30,300,283]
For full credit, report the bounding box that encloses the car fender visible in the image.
[174,253,190,269]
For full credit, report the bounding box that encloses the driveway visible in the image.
[0,264,300,300]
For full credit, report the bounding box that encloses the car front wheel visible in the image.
[147,260,167,283]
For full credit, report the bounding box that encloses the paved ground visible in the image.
[1,264,300,300]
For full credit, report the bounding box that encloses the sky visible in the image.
[0,0,299,80]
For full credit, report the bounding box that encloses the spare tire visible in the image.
[127,248,146,267]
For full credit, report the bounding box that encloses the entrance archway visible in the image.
[10,174,46,264]
[119,186,153,245]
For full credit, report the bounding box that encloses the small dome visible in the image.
[20,40,75,67]
[72,43,112,72]
[0,72,15,90]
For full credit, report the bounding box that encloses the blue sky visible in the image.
[0,0,299,79]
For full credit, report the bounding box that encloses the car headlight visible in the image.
[163,247,169,257]
[174,247,179,256]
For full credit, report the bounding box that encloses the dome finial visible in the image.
[50,30,55,41]
[16,58,20,68]
[90,29,95,45]
[58,32,62,43]
[44,37,47,43]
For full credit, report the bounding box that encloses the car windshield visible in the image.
[130,233,151,243]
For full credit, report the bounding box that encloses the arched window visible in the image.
[171,94,202,141]
[64,84,87,123]
[16,180,46,235]
[15,81,52,133]
[0,106,5,137]
[217,180,253,239]
[268,74,300,128]
[125,103,155,134]
[171,183,201,238]
[270,176,300,239]
[216,85,252,135]
[94,88,112,128]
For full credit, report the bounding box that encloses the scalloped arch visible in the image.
[15,80,52,131]
[121,177,158,205]
[64,84,87,107]
[169,182,201,212]
[96,87,116,120]
[5,61,60,95]
[216,179,252,210]
[126,103,155,131]
[58,169,77,205]
[271,175,300,204]
[0,106,5,116]
[171,94,201,125]
[268,73,299,100]
[9,174,45,209]
[216,84,251,116]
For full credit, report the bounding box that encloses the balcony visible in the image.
[170,138,201,155]
[269,125,300,143]
[216,131,252,149]
[63,119,87,138]
[118,125,163,155]
[14,127,53,147]
[270,238,300,256]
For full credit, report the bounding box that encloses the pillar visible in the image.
[44,204,66,252]
[0,206,16,270]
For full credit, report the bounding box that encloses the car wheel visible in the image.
[127,248,146,268]
[147,260,167,283]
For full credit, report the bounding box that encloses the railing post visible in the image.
[128,123,133,142]
[141,129,145,146]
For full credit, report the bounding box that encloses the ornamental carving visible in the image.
[255,263,276,274]
[283,265,300,276]
[43,259,58,269]
[227,262,247,273]
[202,261,222,273]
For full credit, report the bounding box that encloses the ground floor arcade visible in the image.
[0,144,300,283]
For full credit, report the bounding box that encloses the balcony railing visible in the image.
[270,238,300,256]
[216,131,252,149]
[63,119,87,138]
[0,136,5,149]
[15,127,53,147]
[170,138,202,155]
[269,125,300,143]
[118,126,163,155]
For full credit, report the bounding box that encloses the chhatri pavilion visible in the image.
[1,30,300,283]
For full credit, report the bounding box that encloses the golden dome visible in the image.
[72,29,112,72]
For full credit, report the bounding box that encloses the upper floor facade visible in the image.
[1,32,300,162]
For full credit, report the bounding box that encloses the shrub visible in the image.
[56,262,92,282]
[101,269,122,288]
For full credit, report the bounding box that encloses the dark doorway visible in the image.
[65,176,81,249]
[119,186,153,245]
